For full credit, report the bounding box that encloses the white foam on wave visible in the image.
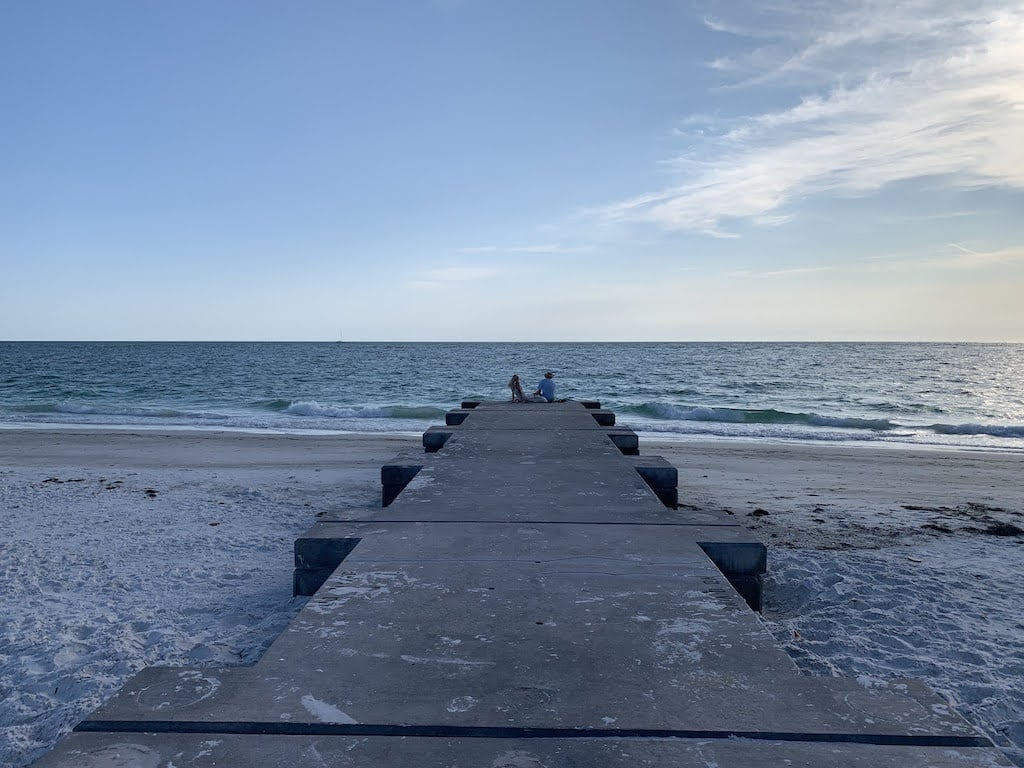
[641,404,747,423]
[54,403,186,418]
[635,403,896,431]
[806,414,896,430]
[285,401,392,419]
[930,423,1024,438]
[283,401,443,422]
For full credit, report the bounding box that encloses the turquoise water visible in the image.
[1,342,1022,450]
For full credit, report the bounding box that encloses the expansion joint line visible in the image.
[75,721,992,748]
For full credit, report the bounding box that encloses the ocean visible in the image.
[1,341,1022,450]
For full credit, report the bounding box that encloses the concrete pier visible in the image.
[34,401,1009,767]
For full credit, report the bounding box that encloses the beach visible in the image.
[2,429,1023,766]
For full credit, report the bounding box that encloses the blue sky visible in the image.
[2,0,1022,341]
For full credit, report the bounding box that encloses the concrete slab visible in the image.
[449,410,607,431]
[316,507,743,528]
[293,521,750,563]
[388,459,664,517]
[293,517,764,600]
[82,556,973,741]
[451,412,625,439]
[33,732,1013,768]
[432,402,638,454]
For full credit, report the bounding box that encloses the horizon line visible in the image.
[3,339,1022,345]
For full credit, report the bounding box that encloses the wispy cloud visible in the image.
[599,1,1024,236]
[878,209,991,223]
[403,265,504,291]
[458,243,585,255]
[929,242,1024,269]
[860,242,1024,271]
[726,266,835,278]
[421,266,502,281]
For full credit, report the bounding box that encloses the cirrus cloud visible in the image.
[597,1,1024,236]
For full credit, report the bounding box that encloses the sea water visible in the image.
[1,341,1022,450]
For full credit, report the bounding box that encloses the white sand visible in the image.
[0,430,418,767]
[2,430,1022,766]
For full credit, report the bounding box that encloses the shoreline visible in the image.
[3,421,1023,454]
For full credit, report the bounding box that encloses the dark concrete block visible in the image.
[727,573,764,612]
[381,457,424,506]
[653,487,678,508]
[632,455,678,489]
[293,533,361,570]
[292,522,363,595]
[698,540,768,611]
[422,426,454,453]
[590,409,615,426]
[382,483,402,506]
[380,461,423,486]
[445,409,470,425]
[292,567,336,597]
[605,428,639,455]
[698,540,768,576]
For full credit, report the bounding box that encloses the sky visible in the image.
[1,0,1023,342]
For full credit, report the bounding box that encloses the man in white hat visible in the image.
[534,371,556,402]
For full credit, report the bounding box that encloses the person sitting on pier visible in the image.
[508,374,527,403]
[534,371,556,402]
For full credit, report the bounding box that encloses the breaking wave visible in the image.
[281,400,445,420]
[2,399,446,431]
[929,423,1024,438]
[618,402,1024,445]
[14,402,188,418]
[626,403,898,431]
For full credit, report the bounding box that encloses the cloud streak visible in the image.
[726,266,835,278]
[420,266,502,282]
[860,242,1024,272]
[931,242,1024,269]
[403,265,504,291]
[458,244,585,255]
[600,1,1024,236]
